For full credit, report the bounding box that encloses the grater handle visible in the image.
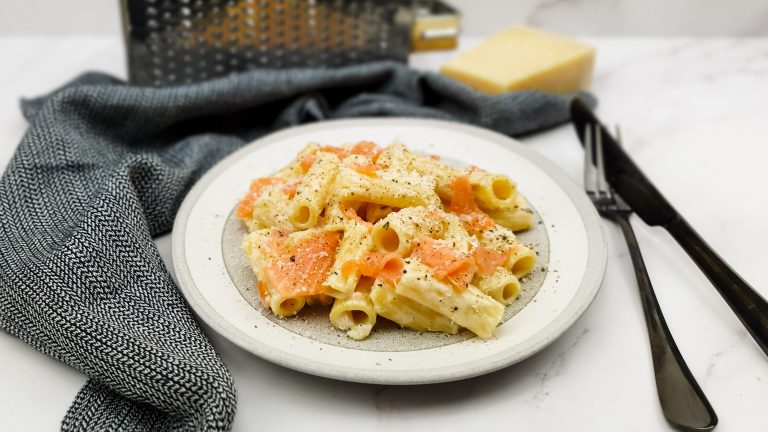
[421,27,459,40]
[410,2,460,52]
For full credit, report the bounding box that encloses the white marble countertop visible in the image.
[1,36,767,431]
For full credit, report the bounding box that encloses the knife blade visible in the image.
[570,98,768,358]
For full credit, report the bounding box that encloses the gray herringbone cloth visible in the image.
[0,61,594,431]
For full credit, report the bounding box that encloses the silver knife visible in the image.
[571,99,768,358]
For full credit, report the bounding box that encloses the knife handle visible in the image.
[665,216,768,357]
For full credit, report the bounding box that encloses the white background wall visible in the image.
[448,0,768,36]
[0,0,767,37]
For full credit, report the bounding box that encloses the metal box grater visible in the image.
[121,0,459,86]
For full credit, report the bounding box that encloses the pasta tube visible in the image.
[333,162,440,208]
[378,142,460,200]
[467,169,517,211]
[275,143,320,179]
[250,184,294,230]
[396,260,504,338]
[507,243,537,278]
[320,199,350,231]
[329,292,377,340]
[441,212,474,253]
[323,220,373,299]
[371,206,445,255]
[475,267,521,304]
[266,279,307,317]
[486,194,534,232]
[479,224,518,251]
[370,281,459,334]
[290,152,340,229]
[241,228,273,271]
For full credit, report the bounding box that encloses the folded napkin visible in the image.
[0,61,594,431]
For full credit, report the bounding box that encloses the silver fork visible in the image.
[584,124,717,432]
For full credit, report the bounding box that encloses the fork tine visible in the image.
[595,125,611,198]
[583,124,597,195]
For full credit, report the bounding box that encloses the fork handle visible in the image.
[665,216,768,357]
[611,214,717,431]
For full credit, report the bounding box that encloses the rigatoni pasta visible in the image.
[396,260,505,339]
[370,280,459,334]
[323,220,372,299]
[475,267,521,304]
[332,163,440,209]
[468,168,517,211]
[290,151,340,229]
[329,292,377,340]
[507,243,537,278]
[371,206,445,255]
[237,141,536,340]
[378,142,462,200]
[487,194,535,232]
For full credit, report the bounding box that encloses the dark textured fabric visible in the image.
[0,61,595,431]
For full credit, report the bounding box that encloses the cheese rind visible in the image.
[439,26,596,95]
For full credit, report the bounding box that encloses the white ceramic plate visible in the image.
[172,118,606,385]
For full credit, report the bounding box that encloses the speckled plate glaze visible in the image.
[172,118,606,385]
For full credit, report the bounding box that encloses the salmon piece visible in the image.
[320,145,349,159]
[446,264,476,291]
[236,177,284,220]
[282,180,301,198]
[341,203,363,221]
[449,175,495,234]
[250,177,283,194]
[356,252,404,285]
[350,141,383,163]
[236,198,255,220]
[474,245,508,277]
[349,162,379,177]
[340,260,359,279]
[340,203,373,229]
[320,142,383,163]
[299,154,315,172]
[412,237,477,291]
[264,231,341,298]
[257,281,270,307]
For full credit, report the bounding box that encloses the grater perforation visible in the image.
[121,0,458,85]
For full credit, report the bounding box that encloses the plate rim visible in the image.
[172,117,606,385]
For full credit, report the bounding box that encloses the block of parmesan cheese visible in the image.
[439,26,596,95]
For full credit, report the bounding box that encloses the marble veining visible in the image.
[447,0,768,37]
[703,331,749,382]
[529,327,590,409]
